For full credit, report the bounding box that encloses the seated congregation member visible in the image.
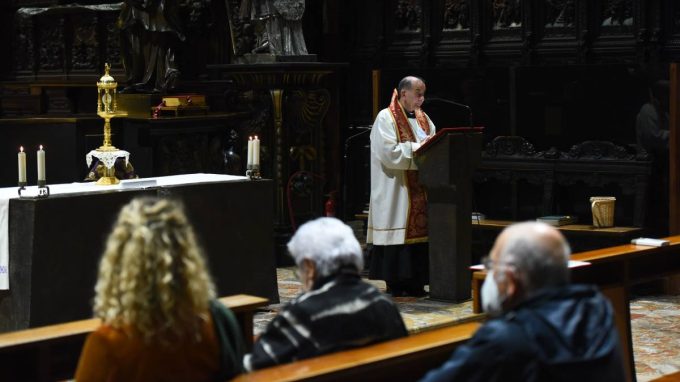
[421,222,625,382]
[244,217,408,371]
[75,197,244,382]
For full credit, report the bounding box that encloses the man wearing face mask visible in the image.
[243,217,407,371]
[368,76,436,297]
[421,221,626,382]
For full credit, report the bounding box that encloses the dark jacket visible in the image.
[420,284,626,382]
[245,267,407,371]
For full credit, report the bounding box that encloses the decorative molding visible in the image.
[483,136,537,157]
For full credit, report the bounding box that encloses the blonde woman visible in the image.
[75,197,244,382]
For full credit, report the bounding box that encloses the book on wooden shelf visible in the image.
[536,215,577,226]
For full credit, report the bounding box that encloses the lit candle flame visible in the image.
[39,145,43,150]
[20,146,24,152]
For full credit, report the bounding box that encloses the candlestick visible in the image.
[37,145,46,184]
[253,136,260,166]
[18,146,27,185]
[247,136,254,166]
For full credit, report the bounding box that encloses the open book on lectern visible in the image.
[415,127,484,154]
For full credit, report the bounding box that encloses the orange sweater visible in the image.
[75,317,221,382]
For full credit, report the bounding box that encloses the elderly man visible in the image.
[368,75,436,297]
[421,222,625,382]
[244,217,407,371]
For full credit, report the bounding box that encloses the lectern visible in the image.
[415,128,483,302]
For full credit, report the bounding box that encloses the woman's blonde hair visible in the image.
[93,197,216,343]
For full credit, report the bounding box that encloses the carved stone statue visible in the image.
[239,0,308,56]
[119,0,185,93]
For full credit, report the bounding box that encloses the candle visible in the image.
[247,136,254,166]
[253,136,260,166]
[18,146,26,184]
[37,145,46,182]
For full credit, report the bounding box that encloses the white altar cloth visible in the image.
[0,174,248,290]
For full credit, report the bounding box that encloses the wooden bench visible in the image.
[231,321,481,382]
[0,294,268,382]
[651,370,680,381]
[471,235,680,382]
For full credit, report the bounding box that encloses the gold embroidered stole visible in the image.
[388,89,429,243]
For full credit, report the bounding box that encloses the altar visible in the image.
[0,174,278,332]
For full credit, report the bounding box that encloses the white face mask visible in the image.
[481,270,505,316]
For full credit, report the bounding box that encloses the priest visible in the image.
[367,76,436,297]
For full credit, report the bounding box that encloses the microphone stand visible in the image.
[425,97,473,128]
[343,126,372,220]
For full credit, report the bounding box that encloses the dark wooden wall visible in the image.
[0,0,677,223]
[327,0,680,147]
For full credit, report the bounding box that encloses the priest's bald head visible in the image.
[287,217,363,291]
[482,221,571,315]
[397,76,426,112]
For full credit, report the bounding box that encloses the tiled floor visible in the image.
[254,267,680,381]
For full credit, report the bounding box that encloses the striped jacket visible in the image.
[244,267,408,371]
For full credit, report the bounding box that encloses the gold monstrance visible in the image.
[89,63,129,185]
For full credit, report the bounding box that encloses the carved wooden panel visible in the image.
[395,0,422,33]
[443,0,470,31]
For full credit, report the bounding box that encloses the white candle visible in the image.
[247,136,254,166]
[18,146,26,184]
[37,145,46,182]
[253,136,260,166]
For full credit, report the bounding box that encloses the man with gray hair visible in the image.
[244,217,407,371]
[421,222,625,382]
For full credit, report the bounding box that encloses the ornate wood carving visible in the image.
[38,18,64,71]
[13,17,34,72]
[491,0,522,30]
[395,0,422,33]
[601,0,633,28]
[105,16,121,68]
[443,0,470,31]
[483,135,537,157]
[545,0,575,28]
[562,140,639,160]
[71,16,98,70]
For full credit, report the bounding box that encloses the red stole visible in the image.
[388,89,429,243]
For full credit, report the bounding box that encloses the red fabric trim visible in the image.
[388,90,429,241]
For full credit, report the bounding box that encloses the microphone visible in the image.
[349,125,372,131]
[424,97,473,128]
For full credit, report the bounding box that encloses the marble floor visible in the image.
[253,267,680,381]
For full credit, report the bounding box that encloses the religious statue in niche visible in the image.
[239,0,308,56]
[119,0,185,93]
[443,0,469,31]
[545,0,574,28]
[602,0,633,27]
[492,0,522,30]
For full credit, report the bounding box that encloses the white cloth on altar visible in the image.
[367,108,436,246]
[0,173,248,290]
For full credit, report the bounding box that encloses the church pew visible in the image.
[651,370,680,381]
[231,321,481,382]
[0,294,268,382]
[471,235,680,382]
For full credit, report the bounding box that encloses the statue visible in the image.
[119,0,185,93]
[239,0,308,56]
